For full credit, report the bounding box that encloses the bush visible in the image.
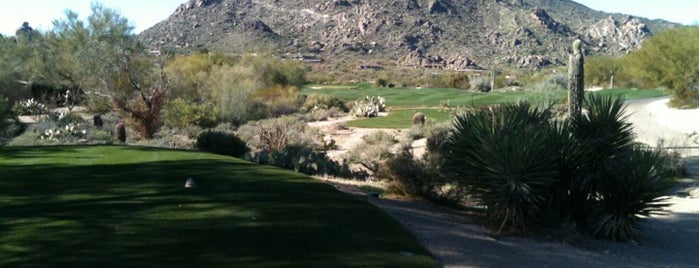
[624,27,699,107]
[302,107,344,122]
[303,94,348,112]
[429,72,471,90]
[196,131,249,158]
[585,55,623,88]
[205,64,262,125]
[469,77,491,92]
[164,98,218,129]
[347,131,397,174]
[526,73,568,92]
[245,146,358,178]
[237,116,320,152]
[254,85,304,117]
[383,149,436,198]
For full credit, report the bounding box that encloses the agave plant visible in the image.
[587,146,675,241]
[444,102,560,232]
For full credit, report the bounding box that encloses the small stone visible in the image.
[185,178,196,188]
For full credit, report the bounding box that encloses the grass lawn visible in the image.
[347,109,451,129]
[303,83,667,109]
[0,146,437,267]
[306,84,668,128]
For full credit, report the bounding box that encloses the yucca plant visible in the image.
[567,94,636,220]
[444,102,560,232]
[587,146,675,241]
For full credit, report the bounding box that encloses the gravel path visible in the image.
[326,97,699,267]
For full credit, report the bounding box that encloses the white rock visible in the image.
[185,178,196,188]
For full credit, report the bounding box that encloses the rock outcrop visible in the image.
[140,0,678,69]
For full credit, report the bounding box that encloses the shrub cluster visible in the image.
[469,77,492,92]
[237,116,319,152]
[196,131,249,158]
[8,111,118,146]
[436,95,678,240]
[347,131,397,175]
[237,116,364,179]
[245,146,359,179]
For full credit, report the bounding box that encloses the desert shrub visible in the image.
[625,27,699,108]
[429,72,470,90]
[237,116,320,152]
[444,72,471,90]
[347,131,397,174]
[351,96,386,117]
[385,122,464,203]
[205,64,263,125]
[546,73,568,90]
[242,54,307,88]
[383,149,435,197]
[526,73,568,92]
[196,131,249,158]
[246,146,358,178]
[164,53,213,101]
[86,130,117,145]
[469,77,491,92]
[164,98,218,129]
[303,94,349,112]
[254,85,304,117]
[375,77,389,88]
[302,107,344,122]
[585,55,624,88]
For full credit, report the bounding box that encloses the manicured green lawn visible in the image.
[0,146,437,267]
[347,109,451,129]
[306,84,668,128]
[303,83,667,109]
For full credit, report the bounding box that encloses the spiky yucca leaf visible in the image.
[588,146,675,241]
[568,94,636,219]
[445,102,559,232]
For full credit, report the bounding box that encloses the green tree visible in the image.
[585,55,623,88]
[626,26,699,108]
[48,4,167,138]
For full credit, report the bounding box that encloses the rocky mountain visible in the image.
[139,0,678,69]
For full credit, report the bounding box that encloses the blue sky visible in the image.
[0,0,697,37]
[574,0,699,25]
[0,0,183,36]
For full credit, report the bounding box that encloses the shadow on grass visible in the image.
[0,146,436,267]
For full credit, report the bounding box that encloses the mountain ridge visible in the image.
[139,0,678,69]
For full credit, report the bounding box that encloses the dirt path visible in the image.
[323,98,699,267]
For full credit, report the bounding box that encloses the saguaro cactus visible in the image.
[115,121,126,143]
[568,39,585,117]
